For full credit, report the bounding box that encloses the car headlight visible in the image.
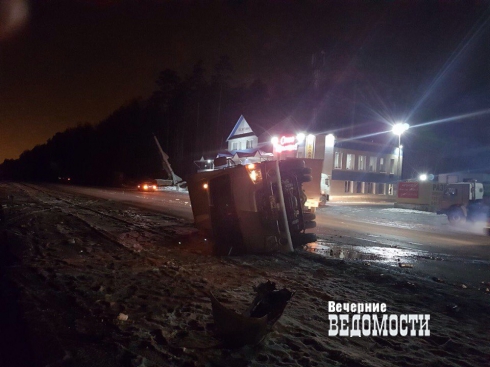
[152,185,157,190]
[143,184,148,190]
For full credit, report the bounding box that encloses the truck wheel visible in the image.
[298,174,312,183]
[448,208,465,225]
[290,167,312,176]
[304,220,316,229]
[303,212,316,221]
[291,233,317,247]
[280,159,305,170]
[301,167,312,175]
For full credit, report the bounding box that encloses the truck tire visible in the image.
[290,167,312,175]
[448,207,465,225]
[298,174,312,183]
[301,167,312,175]
[304,207,316,214]
[304,220,316,229]
[280,159,305,170]
[291,232,317,248]
[303,212,316,221]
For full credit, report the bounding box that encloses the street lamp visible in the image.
[392,122,409,180]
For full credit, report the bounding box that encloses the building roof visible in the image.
[217,148,273,158]
[226,115,255,141]
[225,115,398,157]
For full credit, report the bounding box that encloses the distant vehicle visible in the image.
[297,158,330,210]
[58,176,72,184]
[436,181,489,227]
[137,180,158,192]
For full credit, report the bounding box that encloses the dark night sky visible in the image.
[1,0,490,175]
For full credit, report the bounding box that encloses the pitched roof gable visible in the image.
[226,115,255,141]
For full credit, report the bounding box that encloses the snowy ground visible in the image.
[1,182,489,367]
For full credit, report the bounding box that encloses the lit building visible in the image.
[194,115,273,171]
[196,115,402,201]
[270,132,401,199]
[326,139,401,198]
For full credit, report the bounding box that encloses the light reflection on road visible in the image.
[313,203,489,259]
[308,240,432,264]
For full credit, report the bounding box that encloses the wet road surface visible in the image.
[311,203,489,289]
[51,185,490,290]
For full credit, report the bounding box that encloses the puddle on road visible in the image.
[306,240,490,289]
[306,240,424,265]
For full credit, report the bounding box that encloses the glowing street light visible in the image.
[392,122,409,180]
[419,174,428,181]
[392,122,409,136]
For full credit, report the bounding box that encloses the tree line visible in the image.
[0,56,299,185]
[0,52,398,186]
[2,52,488,185]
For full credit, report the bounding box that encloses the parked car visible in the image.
[137,180,158,192]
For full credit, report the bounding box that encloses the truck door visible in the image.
[208,174,244,255]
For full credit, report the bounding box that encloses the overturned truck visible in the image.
[187,159,317,255]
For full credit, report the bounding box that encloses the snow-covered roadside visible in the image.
[1,182,489,367]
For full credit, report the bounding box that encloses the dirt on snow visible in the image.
[0,182,489,367]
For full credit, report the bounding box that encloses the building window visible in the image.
[366,182,375,194]
[369,157,377,172]
[344,181,353,193]
[358,155,366,170]
[356,181,364,193]
[379,158,385,172]
[388,184,394,196]
[246,140,253,149]
[346,154,355,170]
[232,142,238,150]
[335,152,343,169]
[377,183,385,195]
[390,159,395,174]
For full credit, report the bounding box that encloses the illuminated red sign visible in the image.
[280,136,296,145]
[398,182,419,199]
[274,135,298,152]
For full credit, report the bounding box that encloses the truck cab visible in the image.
[320,173,331,204]
[438,181,486,224]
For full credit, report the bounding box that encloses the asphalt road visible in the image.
[51,184,194,220]
[310,202,490,288]
[313,202,490,259]
[52,184,490,289]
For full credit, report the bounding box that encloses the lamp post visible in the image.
[392,122,409,180]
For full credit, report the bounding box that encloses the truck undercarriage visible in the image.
[187,159,317,255]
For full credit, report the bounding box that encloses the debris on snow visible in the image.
[210,281,294,347]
